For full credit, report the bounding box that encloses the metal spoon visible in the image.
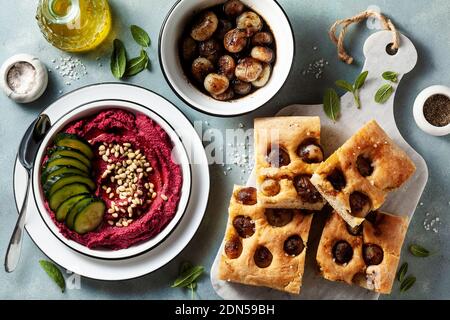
[4,114,51,273]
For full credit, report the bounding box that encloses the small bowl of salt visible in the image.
[413,85,450,136]
[0,53,48,103]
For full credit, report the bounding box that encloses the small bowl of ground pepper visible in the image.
[413,85,450,136]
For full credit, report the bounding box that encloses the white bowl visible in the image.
[413,85,450,136]
[32,100,192,260]
[159,0,295,116]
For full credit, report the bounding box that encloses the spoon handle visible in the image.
[4,170,31,273]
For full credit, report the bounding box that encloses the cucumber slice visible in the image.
[55,133,94,159]
[48,147,91,168]
[43,174,96,198]
[44,155,90,174]
[55,193,91,222]
[65,197,95,230]
[49,183,91,211]
[73,199,106,234]
[41,165,89,185]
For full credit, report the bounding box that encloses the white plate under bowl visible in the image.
[33,100,192,260]
[159,0,295,116]
[13,83,210,280]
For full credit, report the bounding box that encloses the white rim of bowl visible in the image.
[158,0,295,116]
[32,100,192,260]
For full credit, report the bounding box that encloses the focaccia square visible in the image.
[310,120,415,228]
[255,117,326,210]
[316,210,408,294]
[217,185,315,294]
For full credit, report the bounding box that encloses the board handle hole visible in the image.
[386,43,398,55]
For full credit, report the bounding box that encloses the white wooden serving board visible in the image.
[210,31,428,300]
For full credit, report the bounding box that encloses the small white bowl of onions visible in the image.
[159,0,294,116]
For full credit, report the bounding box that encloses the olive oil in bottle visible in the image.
[36,0,111,52]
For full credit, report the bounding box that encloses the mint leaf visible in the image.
[171,265,204,288]
[409,244,430,257]
[110,39,127,79]
[354,71,369,89]
[374,84,394,104]
[382,71,398,83]
[125,49,149,76]
[397,262,408,282]
[335,80,354,93]
[400,275,416,292]
[39,260,65,293]
[130,25,151,47]
[323,88,340,121]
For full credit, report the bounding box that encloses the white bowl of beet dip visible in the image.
[159,0,295,116]
[33,101,192,260]
[413,85,450,136]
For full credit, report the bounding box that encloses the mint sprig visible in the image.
[335,71,368,109]
[110,25,151,79]
[172,261,204,300]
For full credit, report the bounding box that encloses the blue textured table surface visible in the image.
[1,0,449,300]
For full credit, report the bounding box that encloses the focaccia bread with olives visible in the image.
[254,116,326,210]
[310,120,415,228]
[316,210,408,294]
[217,185,314,294]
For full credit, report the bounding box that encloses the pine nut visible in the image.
[161,194,168,201]
[99,145,106,151]
[108,220,114,226]
[112,213,119,218]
